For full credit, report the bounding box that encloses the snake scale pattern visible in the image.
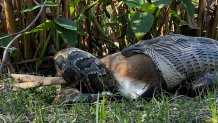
[54,34,218,102]
[122,34,218,89]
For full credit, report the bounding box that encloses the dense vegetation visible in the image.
[0,0,218,122]
[0,0,217,73]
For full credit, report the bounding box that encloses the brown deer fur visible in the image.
[100,52,164,98]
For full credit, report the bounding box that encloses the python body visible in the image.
[54,34,218,101]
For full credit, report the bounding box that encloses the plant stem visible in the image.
[36,29,54,70]
[0,0,47,74]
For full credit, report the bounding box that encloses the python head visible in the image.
[54,48,116,93]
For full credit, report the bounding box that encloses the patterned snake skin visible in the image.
[122,34,218,89]
[54,48,117,93]
[54,48,123,102]
[54,34,218,102]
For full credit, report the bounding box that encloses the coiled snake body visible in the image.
[54,34,218,102]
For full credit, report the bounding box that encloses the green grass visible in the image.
[0,77,218,123]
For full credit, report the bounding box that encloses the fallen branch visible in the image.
[11,74,66,91]
[10,74,123,103]
[0,0,47,74]
[16,56,53,64]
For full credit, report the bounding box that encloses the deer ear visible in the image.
[100,52,122,70]
[99,56,108,67]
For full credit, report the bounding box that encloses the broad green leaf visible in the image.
[182,0,195,16]
[122,0,144,8]
[56,25,77,47]
[151,0,170,8]
[22,1,57,13]
[130,12,154,40]
[140,3,157,14]
[54,18,77,31]
[0,33,11,46]
[126,22,135,41]
[25,21,55,34]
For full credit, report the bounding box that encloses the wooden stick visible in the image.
[11,74,66,91]
[16,55,53,64]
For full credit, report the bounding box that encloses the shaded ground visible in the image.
[0,77,217,122]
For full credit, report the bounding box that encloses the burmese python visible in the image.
[122,34,218,89]
[54,34,218,103]
[54,48,122,102]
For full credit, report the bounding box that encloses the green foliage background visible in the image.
[0,0,217,73]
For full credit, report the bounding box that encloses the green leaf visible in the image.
[122,0,144,8]
[54,18,77,31]
[22,1,57,13]
[130,12,154,40]
[54,18,78,47]
[182,0,195,16]
[140,3,157,14]
[151,0,170,8]
[77,0,99,18]
[10,49,17,57]
[169,10,181,21]
[0,34,11,47]
[126,22,135,41]
[44,1,58,7]
[22,5,40,13]
[25,22,55,34]
[100,96,106,122]
[56,25,77,47]
[70,0,80,14]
